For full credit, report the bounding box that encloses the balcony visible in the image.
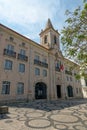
[55,67,60,72]
[65,70,72,75]
[34,59,48,68]
[17,54,28,62]
[41,62,48,68]
[3,49,16,58]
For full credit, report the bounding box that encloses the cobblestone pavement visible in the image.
[0,99,87,130]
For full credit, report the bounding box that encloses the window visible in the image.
[55,61,60,72]
[54,35,57,44]
[19,63,25,73]
[22,42,25,46]
[76,88,78,94]
[4,60,13,70]
[9,36,14,41]
[56,62,60,68]
[79,88,81,93]
[56,60,61,68]
[2,81,10,94]
[85,79,87,86]
[44,35,47,43]
[70,77,72,81]
[6,44,14,51]
[17,82,24,94]
[35,68,40,75]
[4,45,16,58]
[35,55,39,61]
[43,69,47,77]
[67,76,69,81]
[43,58,47,63]
[20,49,25,55]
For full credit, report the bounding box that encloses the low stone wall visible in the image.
[0,106,8,114]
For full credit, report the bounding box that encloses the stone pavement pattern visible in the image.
[0,99,87,130]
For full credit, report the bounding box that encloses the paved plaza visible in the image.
[0,99,87,130]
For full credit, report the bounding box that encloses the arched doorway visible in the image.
[35,82,47,99]
[67,86,73,97]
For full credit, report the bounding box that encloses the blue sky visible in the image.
[0,0,83,43]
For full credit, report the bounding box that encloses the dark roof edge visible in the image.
[0,23,49,51]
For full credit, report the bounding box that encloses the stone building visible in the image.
[81,77,87,98]
[0,19,84,102]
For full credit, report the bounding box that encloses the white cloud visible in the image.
[0,0,82,42]
[0,0,60,26]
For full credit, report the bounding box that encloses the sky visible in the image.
[0,0,83,44]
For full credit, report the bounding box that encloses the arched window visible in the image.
[44,35,47,43]
[54,35,57,44]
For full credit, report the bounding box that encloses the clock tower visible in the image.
[39,18,60,50]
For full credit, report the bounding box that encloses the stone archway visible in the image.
[35,82,47,99]
[67,86,73,97]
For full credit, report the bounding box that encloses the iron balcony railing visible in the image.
[34,59,48,68]
[3,49,16,58]
[18,54,28,62]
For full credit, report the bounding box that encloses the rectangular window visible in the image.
[17,82,24,94]
[56,63,59,68]
[4,60,13,70]
[43,69,47,77]
[76,88,78,94]
[19,63,25,73]
[20,49,25,55]
[43,58,47,63]
[56,60,61,68]
[35,55,39,61]
[35,68,40,75]
[66,76,69,81]
[85,79,87,86]
[7,44,14,51]
[70,77,72,81]
[79,88,81,93]
[9,36,14,41]
[2,81,10,94]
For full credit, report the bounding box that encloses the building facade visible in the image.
[81,77,87,98]
[0,19,84,102]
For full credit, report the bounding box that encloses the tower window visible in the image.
[44,35,47,43]
[54,35,57,44]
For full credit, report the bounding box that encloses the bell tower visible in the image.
[39,18,60,50]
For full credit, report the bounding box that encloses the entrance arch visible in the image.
[67,86,73,97]
[35,82,47,99]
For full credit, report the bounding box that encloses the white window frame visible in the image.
[20,49,26,55]
[35,68,40,75]
[19,63,25,73]
[4,60,13,70]
[17,82,24,94]
[43,69,47,77]
[2,81,10,94]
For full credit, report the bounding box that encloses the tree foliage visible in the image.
[61,2,87,75]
